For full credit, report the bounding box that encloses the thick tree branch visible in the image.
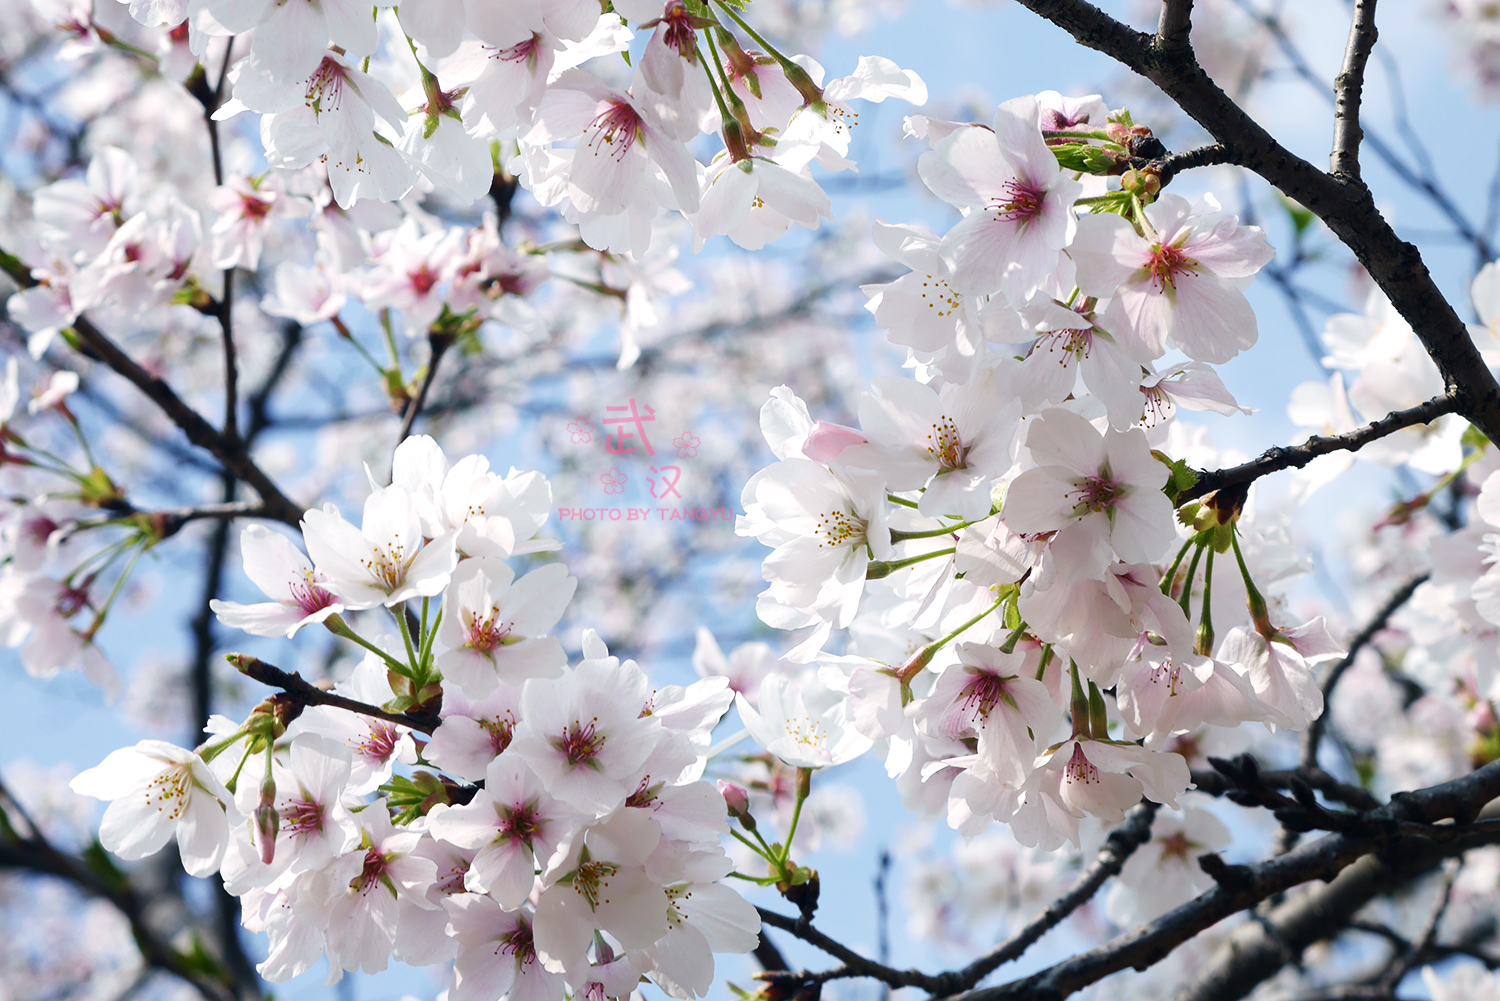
[1011,0,1500,448]
[1331,0,1378,180]
[1301,573,1429,769]
[0,251,302,525]
[0,781,247,1001]
[1155,0,1195,54]
[936,758,1500,1001]
[1178,394,1460,504]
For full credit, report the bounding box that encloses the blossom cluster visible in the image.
[67,436,759,997]
[732,92,1354,850]
[88,0,924,253]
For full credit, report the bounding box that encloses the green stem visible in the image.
[889,516,985,543]
[929,593,1006,654]
[395,604,420,675]
[887,493,921,509]
[713,1,802,81]
[1178,539,1206,619]
[1162,536,1195,597]
[87,539,147,631]
[866,547,955,579]
[1196,544,1216,657]
[730,828,774,862]
[782,780,809,858]
[325,615,411,675]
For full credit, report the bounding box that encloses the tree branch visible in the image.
[1011,0,1500,448]
[936,758,1500,1001]
[0,781,248,1001]
[1155,0,1195,54]
[754,908,949,992]
[950,802,1160,990]
[1158,143,1232,186]
[1331,0,1379,180]
[1301,573,1429,769]
[1178,394,1460,504]
[0,251,302,525]
[227,655,438,734]
[396,331,455,447]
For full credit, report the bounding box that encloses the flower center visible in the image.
[143,764,192,820]
[500,802,544,846]
[357,721,399,764]
[1069,468,1125,516]
[918,275,961,318]
[482,714,516,756]
[1159,830,1194,862]
[1064,742,1100,785]
[553,718,606,767]
[492,34,541,67]
[352,847,390,895]
[815,509,867,549]
[360,541,410,591]
[465,605,511,653]
[1145,243,1197,293]
[569,858,621,909]
[499,918,538,965]
[585,101,643,163]
[925,415,968,471]
[957,670,1012,723]
[991,179,1044,224]
[305,59,349,118]
[282,797,325,837]
[785,715,828,749]
[290,569,337,616]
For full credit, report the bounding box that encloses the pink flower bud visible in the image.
[802,421,866,462]
[717,780,752,825]
[254,775,278,865]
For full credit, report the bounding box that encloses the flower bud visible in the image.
[801,421,867,462]
[254,773,278,865]
[718,779,752,824]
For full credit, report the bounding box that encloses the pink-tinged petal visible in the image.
[1164,273,1259,364]
[1025,408,1107,475]
[1070,214,1145,298]
[1183,218,1274,277]
[1001,466,1076,535]
[918,126,1007,208]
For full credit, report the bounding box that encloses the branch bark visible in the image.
[937,758,1500,1001]
[1331,0,1379,180]
[1178,394,1460,504]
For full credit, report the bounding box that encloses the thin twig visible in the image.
[1178,395,1460,504]
[1331,0,1378,180]
[754,908,948,992]
[1158,143,1231,186]
[1301,574,1429,769]
[951,802,1160,988]
[396,332,455,446]
[228,655,438,734]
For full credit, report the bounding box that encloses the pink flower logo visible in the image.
[601,468,627,495]
[673,432,700,459]
[567,419,594,444]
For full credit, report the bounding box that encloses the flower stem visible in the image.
[866,547,955,579]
